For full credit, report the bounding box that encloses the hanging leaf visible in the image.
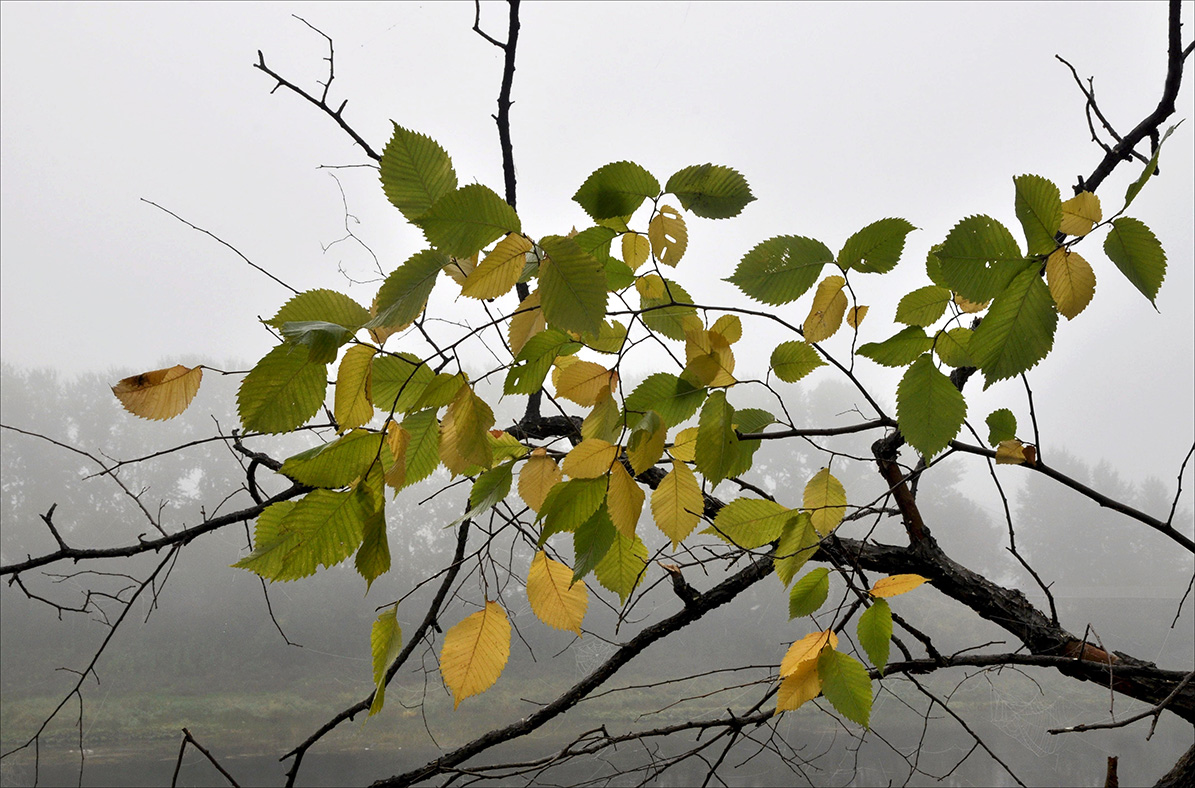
[383,423,410,490]
[368,249,450,332]
[870,573,929,598]
[462,233,534,300]
[354,474,390,591]
[1045,248,1096,320]
[369,606,403,716]
[238,344,328,434]
[985,409,1017,446]
[637,275,698,340]
[416,184,521,258]
[582,385,624,443]
[895,285,952,327]
[1104,217,1167,305]
[552,357,618,407]
[537,478,608,544]
[668,427,699,462]
[651,460,703,548]
[606,461,645,539]
[561,439,619,479]
[847,305,869,328]
[770,341,825,383]
[933,327,974,368]
[372,353,433,415]
[774,512,820,586]
[506,329,581,396]
[780,630,838,677]
[803,468,846,535]
[281,429,384,488]
[518,448,563,512]
[936,216,1030,303]
[527,550,588,635]
[648,205,688,266]
[443,253,478,287]
[440,602,511,709]
[664,164,755,219]
[624,373,706,428]
[1013,174,1063,256]
[896,354,966,459]
[776,658,822,713]
[803,277,848,342]
[995,439,1030,465]
[1124,124,1177,209]
[857,326,934,367]
[334,345,376,430]
[684,325,736,388]
[400,409,441,487]
[622,232,651,270]
[817,648,872,728]
[594,530,649,603]
[279,321,352,364]
[1059,191,1102,237]
[788,567,831,618]
[969,267,1058,386]
[857,598,892,674]
[439,384,494,475]
[726,236,832,305]
[233,489,366,581]
[838,218,916,273]
[379,123,457,221]
[627,410,667,475]
[573,161,659,221]
[695,391,739,487]
[572,504,617,582]
[711,497,792,549]
[508,289,546,356]
[112,365,202,421]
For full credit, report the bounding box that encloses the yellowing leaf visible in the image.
[710,314,742,343]
[553,359,618,407]
[651,460,703,548]
[462,233,533,299]
[606,461,645,539]
[627,412,667,475]
[508,289,546,356]
[684,326,736,387]
[869,573,929,598]
[776,658,821,713]
[953,292,989,314]
[369,605,403,716]
[995,439,1030,465]
[443,253,478,286]
[383,422,411,489]
[622,232,651,270]
[562,439,619,479]
[582,385,623,443]
[668,427,699,462]
[334,345,376,431]
[518,448,562,512]
[112,365,202,421]
[527,550,588,635]
[1059,191,1102,237]
[648,205,688,266]
[440,601,511,709]
[780,629,838,677]
[803,277,848,342]
[803,467,846,535]
[847,305,868,328]
[1045,248,1095,320]
[439,384,495,475]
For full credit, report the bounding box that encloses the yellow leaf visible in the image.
[627,415,667,475]
[508,289,546,356]
[607,461,645,539]
[527,550,588,635]
[648,205,688,267]
[776,657,821,713]
[562,439,619,479]
[440,601,511,709]
[684,326,736,387]
[334,345,376,431]
[710,314,742,344]
[953,292,989,314]
[803,467,846,535]
[553,359,618,407]
[803,277,848,342]
[518,448,563,512]
[668,427,699,462]
[443,253,479,286]
[634,273,666,299]
[870,573,929,598]
[1060,191,1102,237]
[1045,248,1096,320]
[847,305,869,328]
[995,439,1029,465]
[112,365,202,421]
[462,233,533,300]
[780,629,838,677]
[582,385,623,443]
[439,383,494,475]
[384,422,410,490]
[622,232,651,271]
[650,460,703,548]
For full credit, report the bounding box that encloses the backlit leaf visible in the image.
[774,512,819,586]
[281,429,384,488]
[857,326,934,367]
[440,601,511,708]
[1104,217,1166,305]
[695,391,739,487]
[553,357,617,407]
[870,573,928,598]
[400,409,440,487]
[624,373,706,427]
[369,605,402,716]
[838,218,915,273]
[969,267,1057,386]
[368,249,449,332]
[780,630,838,677]
[1059,191,1101,237]
[788,567,830,618]
[354,473,390,591]
[539,235,607,337]
[594,530,649,603]
[637,275,697,340]
[995,439,1029,465]
[238,344,328,434]
[664,164,755,219]
[416,184,521,258]
[1046,248,1095,320]
[280,320,351,364]
[562,439,619,479]
[573,161,659,221]
[803,277,848,342]
[518,448,562,513]
[622,232,651,270]
[439,384,494,475]
[508,289,546,356]
[648,205,688,266]
[651,460,703,548]
[627,410,667,475]
[582,385,624,443]
[896,354,966,459]
[572,503,617,582]
[537,478,607,544]
[776,658,821,713]
[668,427,699,462]
[818,648,872,727]
[266,289,371,332]
[933,327,974,368]
[726,236,832,305]
[112,365,202,421]
[233,489,366,581]
[803,467,846,535]
[335,345,375,430]
[1013,174,1062,256]
[936,216,1030,303]
[505,329,581,396]
[770,341,825,383]
[605,461,645,539]
[462,233,534,299]
[379,123,456,221]
[985,408,1017,446]
[857,598,892,674]
[712,497,792,549]
[1124,124,1176,209]
[847,305,868,328]
[895,285,952,327]
[372,353,433,414]
[527,550,588,635]
[684,325,736,387]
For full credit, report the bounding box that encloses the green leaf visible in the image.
[1124,124,1177,210]
[354,473,390,592]
[266,289,371,331]
[770,341,826,383]
[925,245,948,288]
[857,326,934,367]
[572,503,617,582]
[281,429,385,488]
[469,462,515,513]
[280,320,352,365]
[856,598,892,674]
[933,327,974,368]
[774,512,819,585]
[372,353,433,414]
[233,488,366,581]
[1013,174,1062,256]
[969,267,1058,386]
[711,497,791,549]
[894,285,952,327]
[368,249,450,331]
[986,408,1017,446]
[412,373,465,411]
[726,236,833,305]
[937,216,1031,302]
[238,343,328,434]
[896,354,966,459]
[369,605,403,716]
[788,567,830,618]
[724,408,771,478]
[400,409,440,487]
[415,184,521,258]
[838,218,916,273]
[695,391,738,487]
[624,373,707,427]
[594,530,648,604]
[627,410,666,475]
[379,123,457,222]
[638,277,698,341]
[572,161,660,221]
[1104,217,1167,305]
[538,235,607,337]
[580,320,628,355]
[664,164,755,219]
[504,329,581,395]
[573,226,617,265]
[817,649,872,728]
[537,478,607,545]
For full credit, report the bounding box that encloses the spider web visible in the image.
[988,681,1066,757]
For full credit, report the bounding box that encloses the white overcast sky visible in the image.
[2,2,1192,486]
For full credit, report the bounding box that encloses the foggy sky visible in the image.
[1,1,1192,485]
